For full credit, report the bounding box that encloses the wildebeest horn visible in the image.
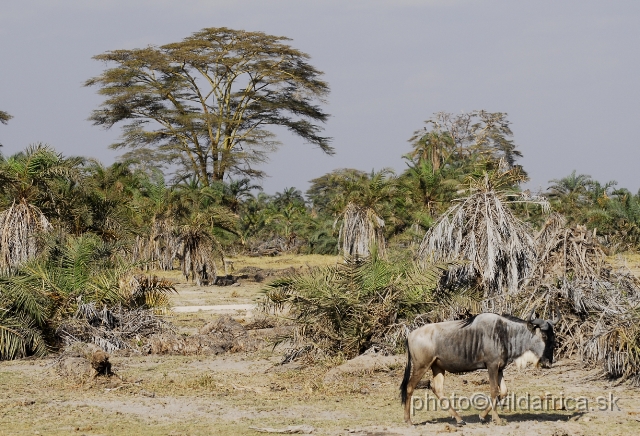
[549,306,562,326]
[526,307,536,322]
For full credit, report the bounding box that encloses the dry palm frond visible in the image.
[415,182,640,384]
[178,224,219,286]
[486,210,640,382]
[0,200,52,275]
[337,202,387,260]
[56,302,174,353]
[580,305,640,385]
[520,213,640,374]
[133,217,179,271]
[533,213,606,285]
[417,177,537,297]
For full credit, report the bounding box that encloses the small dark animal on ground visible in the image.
[90,350,113,377]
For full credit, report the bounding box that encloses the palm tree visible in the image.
[0,144,82,274]
[307,168,368,214]
[329,169,402,259]
[417,173,545,297]
[134,176,240,282]
[66,160,147,241]
[215,178,262,213]
[547,171,593,215]
[264,202,309,251]
[401,159,462,218]
[272,187,306,209]
[0,110,11,147]
[407,130,455,172]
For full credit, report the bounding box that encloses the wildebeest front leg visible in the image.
[479,365,502,424]
[431,364,466,427]
[498,369,507,404]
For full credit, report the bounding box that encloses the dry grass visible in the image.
[608,252,640,278]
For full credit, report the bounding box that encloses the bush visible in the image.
[262,255,448,358]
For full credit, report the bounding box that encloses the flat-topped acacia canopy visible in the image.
[86,27,332,185]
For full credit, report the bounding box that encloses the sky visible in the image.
[1,0,639,195]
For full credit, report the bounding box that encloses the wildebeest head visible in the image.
[526,307,561,368]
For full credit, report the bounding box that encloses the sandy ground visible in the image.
[1,256,640,435]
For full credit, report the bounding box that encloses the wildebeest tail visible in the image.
[400,337,412,405]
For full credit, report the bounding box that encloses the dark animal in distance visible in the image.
[400,308,560,426]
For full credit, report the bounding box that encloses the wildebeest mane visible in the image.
[460,313,527,328]
[459,314,478,328]
[499,313,527,324]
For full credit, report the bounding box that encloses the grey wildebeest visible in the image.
[400,308,560,425]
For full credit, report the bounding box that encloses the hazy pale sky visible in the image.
[1,1,639,194]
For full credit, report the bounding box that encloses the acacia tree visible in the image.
[0,111,11,125]
[0,110,11,148]
[86,27,332,185]
[410,111,526,175]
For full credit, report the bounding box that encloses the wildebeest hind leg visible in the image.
[431,364,465,426]
[403,358,433,424]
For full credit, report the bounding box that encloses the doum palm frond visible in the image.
[417,173,541,297]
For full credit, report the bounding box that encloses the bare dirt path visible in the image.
[171,304,255,314]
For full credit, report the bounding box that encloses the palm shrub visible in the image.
[262,255,448,358]
[0,272,49,360]
[0,233,175,359]
[0,310,47,360]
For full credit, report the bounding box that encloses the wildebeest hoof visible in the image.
[455,420,466,427]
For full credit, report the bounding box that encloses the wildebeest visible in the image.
[400,308,560,425]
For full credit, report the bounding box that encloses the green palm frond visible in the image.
[0,310,47,360]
